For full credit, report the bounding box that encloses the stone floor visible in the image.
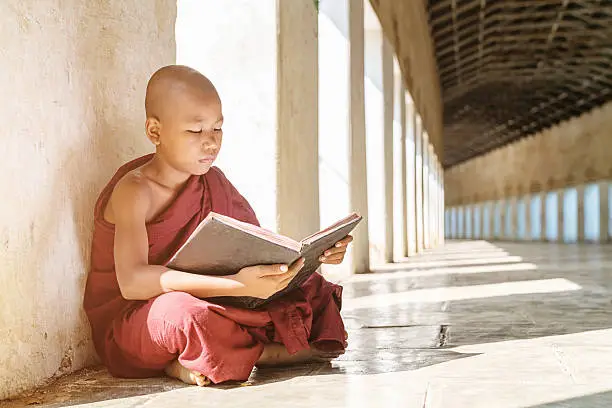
[3,241,612,407]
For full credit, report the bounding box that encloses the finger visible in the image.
[257,264,293,277]
[324,254,345,262]
[334,235,354,248]
[322,247,347,257]
[321,258,343,265]
[320,253,345,263]
[278,258,305,284]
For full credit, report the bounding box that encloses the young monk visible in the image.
[83,65,352,387]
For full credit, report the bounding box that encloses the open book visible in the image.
[166,212,362,309]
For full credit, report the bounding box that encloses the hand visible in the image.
[318,235,353,265]
[230,258,305,299]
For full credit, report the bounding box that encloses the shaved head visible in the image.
[145,65,220,120]
[142,65,224,176]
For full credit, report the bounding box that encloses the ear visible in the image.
[145,117,162,146]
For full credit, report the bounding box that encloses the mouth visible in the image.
[198,156,216,164]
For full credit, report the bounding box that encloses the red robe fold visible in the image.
[83,154,345,383]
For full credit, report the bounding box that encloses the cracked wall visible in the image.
[0,0,176,399]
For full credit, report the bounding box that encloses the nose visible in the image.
[202,131,220,151]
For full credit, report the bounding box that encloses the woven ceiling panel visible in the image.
[426,0,612,167]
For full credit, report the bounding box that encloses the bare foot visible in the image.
[165,359,211,386]
[256,343,344,367]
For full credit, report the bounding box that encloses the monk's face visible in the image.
[154,88,223,176]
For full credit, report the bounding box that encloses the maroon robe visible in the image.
[83,154,345,383]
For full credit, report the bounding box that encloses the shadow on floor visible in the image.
[0,348,479,407]
[343,241,612,349]
[527,390,612,407]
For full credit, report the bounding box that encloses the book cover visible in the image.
[166,212,362,308]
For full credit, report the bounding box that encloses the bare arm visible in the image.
[111,177,302,301]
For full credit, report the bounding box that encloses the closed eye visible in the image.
[187,129,202,134]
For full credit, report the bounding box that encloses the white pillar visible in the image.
[599,181,609,243]
[508,197,518,241]
[406,100,417,255]
[450,207,456,239]
[558,190,565,243]
[439,162,445,245]
[422,133,431,248]
[414,115,424,251]
[398,81,409,257]
[508,198,516,240]
[498,199,506,240]
[485,201,494,239]
[348,0,370,273]
[430,148,438,246]
[474,203,482,239]
[540,191,548,241]
[524,195,532,241]
[431,155,439,246]
[576,185,585,242]
[382,35,394,263]
[277,2,320,239]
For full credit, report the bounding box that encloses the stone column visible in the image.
[471,203,476,239]
[540,191,548,241]
[509,197,518,241]
[431,148,439,246]
[464,203,472,239]
[449,207,459,239]
[474,203,482,239]
[422,133,431,248]
[458,206,465,239]
[406,100,417,255]
[382,35,394,263]
[348,0,370,273]
[485,201,494,239]
[496,200,504,240]
[576,185,585,242]
[438,163,446,245]
[431,154,439,246]
[599,181,609,243]
[414,115,424,251]
[558,190,565,243]
[398,81,409,257]
[524,196,532,241]
[277,1,320,239]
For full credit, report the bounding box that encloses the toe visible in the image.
[193,372,211,387]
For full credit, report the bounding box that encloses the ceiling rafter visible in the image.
[426,0,612,167]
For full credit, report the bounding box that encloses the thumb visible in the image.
[258,264,289,277]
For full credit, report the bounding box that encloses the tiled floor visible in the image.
[3,241,612,407]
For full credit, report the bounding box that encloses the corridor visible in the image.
[4,241,612,408]
[2,0,612,405]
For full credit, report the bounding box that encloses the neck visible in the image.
[144,154,192,191]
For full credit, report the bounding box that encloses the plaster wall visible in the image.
[0,0,176,399]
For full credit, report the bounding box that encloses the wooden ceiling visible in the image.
[426,0,612,168]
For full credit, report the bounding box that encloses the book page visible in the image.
[300,212,361,246]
